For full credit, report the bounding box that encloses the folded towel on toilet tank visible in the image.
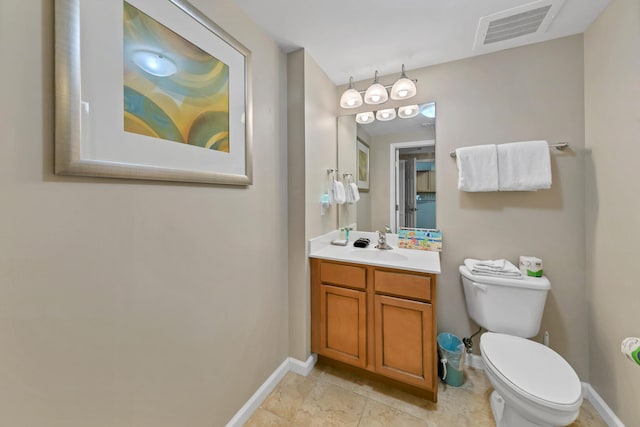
[464,258,523,279]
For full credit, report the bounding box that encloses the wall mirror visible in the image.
[337,102,436,233]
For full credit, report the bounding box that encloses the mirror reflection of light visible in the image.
[132,50,177,77]
[420,102,436,118]
[398,104,419,119]
[376,108,396,121]
[356,111,375,124]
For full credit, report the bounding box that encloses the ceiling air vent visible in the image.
[474,0,565,48]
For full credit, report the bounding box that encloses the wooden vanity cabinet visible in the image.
[315,262,367,367]
[417,170,436,192]
[374,270,434,389]
[310,258,438,400]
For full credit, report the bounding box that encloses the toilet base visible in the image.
[490,391,553,427]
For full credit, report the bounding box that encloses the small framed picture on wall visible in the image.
[357,138,369,192]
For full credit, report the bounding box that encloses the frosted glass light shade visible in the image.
[364,83,388,105]
[340,88,363,108]
[390,64,417,100]
[376,108,396,121]
[390,77,417,100]
[398,104,419,119]
[356,112,375,124]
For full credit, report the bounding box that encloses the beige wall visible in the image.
[287,49,338,360]
[287,50,308,363]
[0,1,288,426]
[584,0,640,424]
[304,53,339,241]
[340,36,589,379]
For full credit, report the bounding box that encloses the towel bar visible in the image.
[449,142,569,158]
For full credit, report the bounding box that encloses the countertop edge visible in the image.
[310,252,441,274]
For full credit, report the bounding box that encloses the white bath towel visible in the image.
[497,140,552,191]
[464,258,523,278]
[455,144,499,192]
[346,183,360,204]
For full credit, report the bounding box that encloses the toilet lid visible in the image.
[481,333,582,407]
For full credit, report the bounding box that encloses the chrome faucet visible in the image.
[375,226,393,250]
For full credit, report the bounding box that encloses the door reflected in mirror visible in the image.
[337,102,435,233]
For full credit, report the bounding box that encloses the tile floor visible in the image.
[244,361,607,426]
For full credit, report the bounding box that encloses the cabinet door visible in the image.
[416,171,428,192]
[427,170,436,192]
[320,284,367,368]
[374,294,433,389]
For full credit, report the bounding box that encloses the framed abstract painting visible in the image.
[55,0,253,185]
[356,138,369,192]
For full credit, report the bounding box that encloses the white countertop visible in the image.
[308,230,441,274]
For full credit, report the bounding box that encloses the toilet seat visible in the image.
[481,332,583,412]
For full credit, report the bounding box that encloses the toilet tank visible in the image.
[459,265,550,338]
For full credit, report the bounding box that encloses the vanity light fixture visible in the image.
[356,111,375,124]
[339,76,363,108]
[364,71,389,105]
[376,108,396,121]
[132,50,177,77]
[340,66,419,109]
[398,104,419,119]
[390,64,417,100]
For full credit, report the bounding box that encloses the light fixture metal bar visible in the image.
[352,78,418,94]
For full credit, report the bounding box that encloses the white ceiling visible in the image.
[233,0,610,85]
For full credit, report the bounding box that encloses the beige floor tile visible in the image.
[315,363,372,395]
[290,381,367,427]
[260,372,315,420]
[244,408,289,427]
[571,399,609,427]
[360,380,437,420]
[358,399,428,427]
[244,364,609,427]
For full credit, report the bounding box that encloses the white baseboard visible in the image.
[465,355,623,426]
[225,354,318,427]
[581,383,625,427]
[289,353,318,376]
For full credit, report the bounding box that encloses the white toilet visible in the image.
[459,265,583,427]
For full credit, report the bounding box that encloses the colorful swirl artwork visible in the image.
[123,2,230,152]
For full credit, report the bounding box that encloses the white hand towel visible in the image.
[464,258,523,278]
[497,140,551,191]
[334,181,346,205]
[348,183,360,203]
[455,144,499,192]
[329,179,338,205]
[345,183,354,204]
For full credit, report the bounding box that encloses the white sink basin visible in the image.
[348,249,408,262]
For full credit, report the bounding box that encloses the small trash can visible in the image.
[437,332,465,387]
